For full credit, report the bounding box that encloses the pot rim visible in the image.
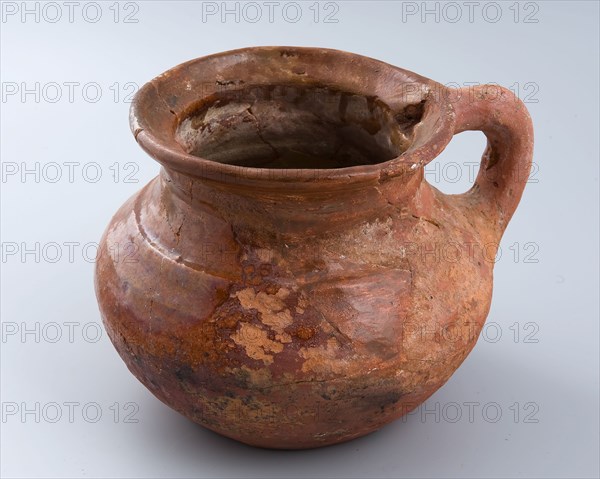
[130,46,456,186]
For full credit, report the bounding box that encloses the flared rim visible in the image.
[130,46,456,186]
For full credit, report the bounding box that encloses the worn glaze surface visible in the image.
[95,47,533,449]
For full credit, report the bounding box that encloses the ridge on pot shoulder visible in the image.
[96,46,533,449]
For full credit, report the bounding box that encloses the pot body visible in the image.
[96,170,494,449]
[95,47,533,449]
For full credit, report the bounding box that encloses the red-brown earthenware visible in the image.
[95,47,533,449]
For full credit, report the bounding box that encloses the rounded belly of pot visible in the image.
[95,180,493,449]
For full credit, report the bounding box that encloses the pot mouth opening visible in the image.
[130,47,454,184]
[175,84,423,170]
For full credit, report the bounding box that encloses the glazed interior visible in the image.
[175,85,424,169]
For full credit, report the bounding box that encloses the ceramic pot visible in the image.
[95,47,533,449]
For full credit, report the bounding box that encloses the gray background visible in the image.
[1,1,599,477]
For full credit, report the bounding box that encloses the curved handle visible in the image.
[448,85,534,235]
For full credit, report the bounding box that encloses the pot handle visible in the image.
[448,85,534,234]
